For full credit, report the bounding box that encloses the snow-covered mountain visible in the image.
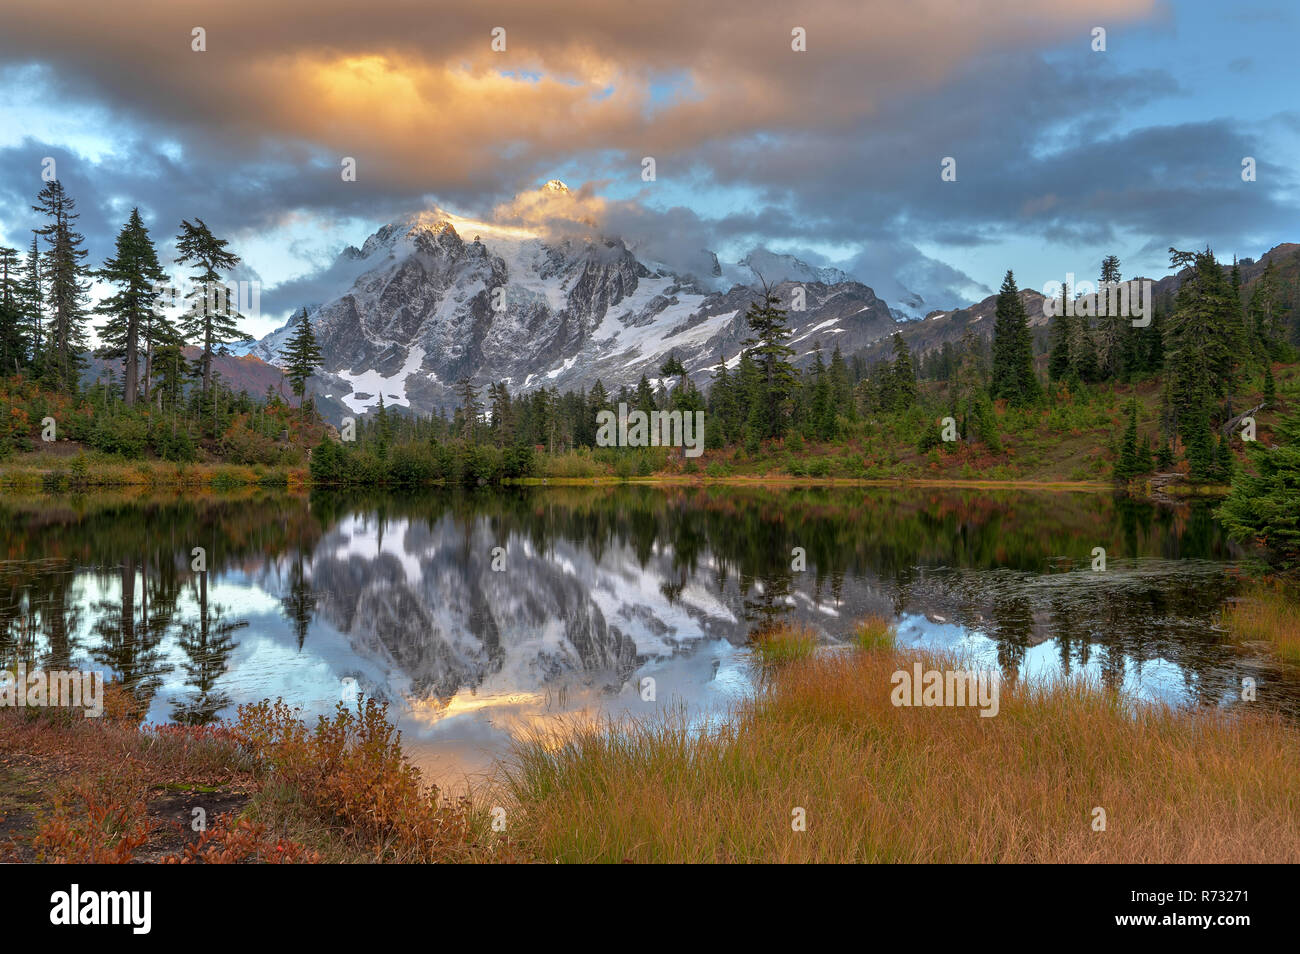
[248,201,901,416]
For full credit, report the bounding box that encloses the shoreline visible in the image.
[0,462,1218,497]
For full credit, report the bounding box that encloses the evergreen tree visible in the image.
[32,180,90,390]
[279,307,322,414]
[1247,260,1282,358]
[1096,254,1124,379]
[1136,436,1155,474]
[1069,309,1099,383]
[807,348,833,439]
[151,331,189,410]
[492,381,517,446]
[0,297,24,374]
[17,235,43,374]
[990,270,1039,406]
[1114,400,1140,481]
[94,208,165,406]
[635,374,656,415]
[456,375,481,441]
[0,245,18,308]
[1048,287,1074,384]
[828,344,855,420]
[707,356,739,448]
[886,332,917,411]
[175,219,251,400]
[1163,248,1238,444]
[741,285,797,439]
[1183,404,1215,481]
[1213,432,1235,483]
[0,245,27,372]
[1218,400,1300,565]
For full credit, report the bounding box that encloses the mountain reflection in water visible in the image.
[2,486,1296,784]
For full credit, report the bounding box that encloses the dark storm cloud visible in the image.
[3,0,1294,314]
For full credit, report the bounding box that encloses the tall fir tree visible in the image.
[990,270,1039,407]
[18,235,43,374]
[94,208,165,406]
[1048,279,1074,383]
[1095,254,1124,379]
[1163,247,1237,445]
[175,219,251,401]
[741,285,797,439]
[1218,399,1300,565]
[32,180,90,391]
[0,245,27,372]
[828,344,854,420]
[279,307,322,414]
[456,375,481,441]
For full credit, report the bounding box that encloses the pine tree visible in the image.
[151,331,189,409]
[1114,400,1140,481]
[635,374,656,415]
[1048,288,1074,384]
[1218,400,1300,565]
[1264,364,1276,406]
[175,219,251,401]
[32,180,90,390]
[279,308,322,415]
[1213,432,1235,483]
[0,245,27,373]
[0,245,18,308]
[1183,405,1215,481]
[707,356,738,447]
[1096,254,1124,379]
[94,208,165,406]
[807,348,832,439]
[17,235,43,374]
[990,270,1039,406]
[828,344,854,420]
[741,285,797,439]
[0,297,24,375]
[1163,248,1237,444]
[1248,261,1281,358]
[1136,435,1155,474]
[493,382,517,446]
[886,332,917,412]
[456,375,481,441]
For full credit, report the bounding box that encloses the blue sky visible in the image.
[1,0,1297,337]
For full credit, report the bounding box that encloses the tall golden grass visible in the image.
[504,644,1300,863]
[1222,583,1300,664]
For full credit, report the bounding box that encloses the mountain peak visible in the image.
[542,179,571,194]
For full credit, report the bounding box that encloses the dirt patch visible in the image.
[0,753,55,861]
[136,787,254,862]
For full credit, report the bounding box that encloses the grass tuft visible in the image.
[748,620,819,665]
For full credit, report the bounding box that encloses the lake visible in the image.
[2,485,1296,790]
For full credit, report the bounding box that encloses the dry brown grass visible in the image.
[1222,583,1300,664]
[505,646,1300,863]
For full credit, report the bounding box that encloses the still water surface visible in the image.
[2,487,1294,786]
